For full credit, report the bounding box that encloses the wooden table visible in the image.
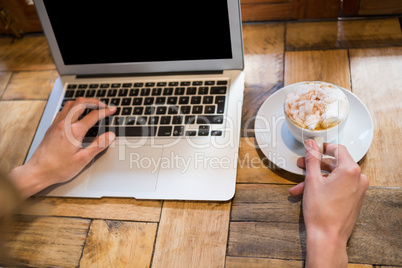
[0,18,401,267]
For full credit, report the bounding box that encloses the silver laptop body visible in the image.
[27,0,244,201]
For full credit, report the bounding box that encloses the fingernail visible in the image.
[109,106,117,112]
[304,139,313,148]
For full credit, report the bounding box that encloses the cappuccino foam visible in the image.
[285,82,349,130]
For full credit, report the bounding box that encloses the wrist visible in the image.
[9,162,49,200]
[306,229,348,268]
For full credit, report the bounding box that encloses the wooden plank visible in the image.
[359,0,402,15]
[284,49,351,89]
[241,3,292,22]
[0,72,12,99]
[242,23,284,135]
[0,35,55,71]
[19,196,162,222]
[2,215,89,267]
[0,101,46,173]
[226,256,303,268]
[80,220,157,267]
[286,18,402,51]
[347,188,402,266]
[349,47,402,187]
[152,201,231,268]
[295,0,341,20]
[237,137,301,184]
[228,185,402,266]
[2,70,58,100]
[231,184,302,222]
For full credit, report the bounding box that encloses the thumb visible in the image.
[304,139,322,180]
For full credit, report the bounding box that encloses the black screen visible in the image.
[43,1,233,65]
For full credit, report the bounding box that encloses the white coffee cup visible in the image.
[283,82,349,152]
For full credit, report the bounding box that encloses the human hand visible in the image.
[9,97,116,199]
[289,139,369,268]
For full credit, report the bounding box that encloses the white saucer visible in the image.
[254,82,374,175]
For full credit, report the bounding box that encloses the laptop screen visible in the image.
[43,1,233,66]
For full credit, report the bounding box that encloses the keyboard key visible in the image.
[198,125,209,136]
[152,88,162,96]
[205,81,215,85]
[103,126,157,137]
[203,96,214,104]
[158,126,172,136]
[100,98,109,105]
[210,86,227,94]
[122,107,132,115]
[107,89,117,97]
[85,90,96,97]
[211,130,223,136]
[129,88,139,96]
[100,84,110,88]
[167,97,178,105]
[175,87,185,95]
[65,90,75,98]
[191,96,201,104]
[96,89,107,97]
[141,88,151,96]
[134,82,144,87]
[172,116,183,124]
[186,87,197,95]
[180,81,191,86]
[168,82,178,86]
[121,98,132,106]
[75,90,85,97]
[156,106,167,114]
[204,105,215,114]
[160,116,171,124]
[144,106,156,115]
[217,80,228,85]
[168,106,179,114]
[136,117,147,125]
[144,97,154,105]
[215,96,226,113]
[133,98,143,105]
[155,97,166,105]
[78,84,88,89]
[148,116,159,125]
[192,81,203,86]
[114,117,124,125]
[163,87,174,95]
[198,87,208,94]
[197,115,224,124]
[186,130,196,136]
[192,106,203,114]
[184,115,196,124]
[125,116,136,125]
[67,84,77,89]
[89,84,99,88]
[111,83,121,88]
[173,126,184,136]
[111,98,120,106]
[180,106,191,114]
[133,107,144,115]
[157,82,167,87]
[145,82,155,87]
[179,96,189,104]
[123,83,132,87]
[118,89,128,96]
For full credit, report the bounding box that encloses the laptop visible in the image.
[27,0,245,201]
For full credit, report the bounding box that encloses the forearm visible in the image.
[306,230,348,268]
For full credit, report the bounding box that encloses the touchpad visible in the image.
[87,144,163,193]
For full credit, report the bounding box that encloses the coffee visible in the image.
[284,82,349,131]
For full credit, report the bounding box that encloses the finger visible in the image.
[81,132,116,159]
[304,139,322,180]
[78,106,117,132]
[297,156,336,173]
[58,100,75,121]
[289,182,305,196]
[323,143,354,164]
[69,98,107,123]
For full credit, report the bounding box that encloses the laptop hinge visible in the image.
[76,71,224,79]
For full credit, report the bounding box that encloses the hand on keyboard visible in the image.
[9,97,117,199]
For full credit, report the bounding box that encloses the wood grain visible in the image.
[349,47,402,187]
[2,215,89,267]
[228,185,402,266]
[0,35,55,71]
[226,256,304,268]
[19,196,162,222]
[286,18,402,51]
[0,72,12,99]
[237,137,301,184]
[152,201,231,268]
[2,70,58,100]
[242,23,284,134]
[0,101,46,173]
[359,0,402,15]
[241,3,292,22]
[80,220,157,268]
[284,49,351,89]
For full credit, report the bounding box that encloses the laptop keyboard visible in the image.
[61,80,228,137]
